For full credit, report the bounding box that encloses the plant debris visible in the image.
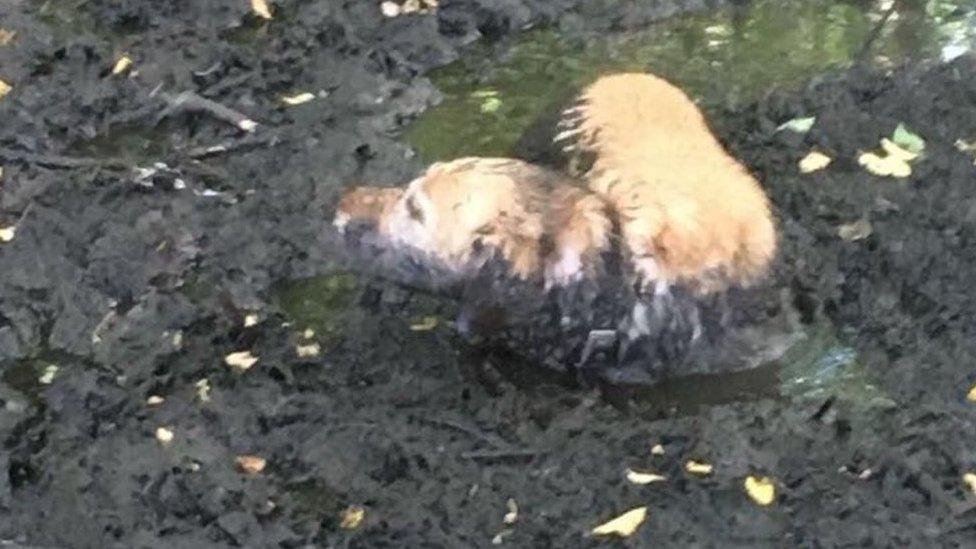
[339,505,366,530]
[799,150,832,173]
[225,351,259,371]
[626,468,667,485]
[591,506,647,537]
[743,476,776,506]
[838,218,873,241]
[684,460,714,476]
[778,116,816,134]
[235,455,267,474]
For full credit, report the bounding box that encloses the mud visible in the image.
[2,0,976,547]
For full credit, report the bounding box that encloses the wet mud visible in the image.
[2,0,976,547]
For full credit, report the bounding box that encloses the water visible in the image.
[273,1,974,406]
[404,0,976,163]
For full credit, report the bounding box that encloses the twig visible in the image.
[184,132,279,159]
[853,1,898,66]
[460,448,542,461]
[156,91,258,133]
[0,149,129,170]
[415,416,507,447]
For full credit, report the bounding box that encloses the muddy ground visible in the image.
[2,0,976,547]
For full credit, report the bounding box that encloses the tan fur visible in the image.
[566,72,777,293]
[334,186,404,233]
[335,158,613,285]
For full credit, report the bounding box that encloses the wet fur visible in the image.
[558,73,777,294]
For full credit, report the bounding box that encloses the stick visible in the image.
[0,149,128,170]
[156,91,258,132]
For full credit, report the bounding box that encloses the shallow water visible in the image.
[405,0,976,163]
[286,0,976,407]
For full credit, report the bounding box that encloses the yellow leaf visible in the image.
[251,0,273,19]
[963,472,976,493]
[340,505,365,530]
[626,468,666,485]
[410,316,438,331]
[235,455,267,474]
[503,498,518,524]
[798,151,832,174]
[0,225,15,242]
[0,79,11,100]
[155,426,175,444]
[0,29,16,46]
[282,92,315,106]
[380,1,401,17]
[244,313,259,327]
[111,55,133,76]
[591,506,647,537]
[296,342,321,358]
[880,138,918,162]
[684,460,713,476]
[225,350,259,371]
[743,476,776,506]
[967,383,976,402]
[858,151,911,178]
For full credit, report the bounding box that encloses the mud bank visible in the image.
[1,0,976,547]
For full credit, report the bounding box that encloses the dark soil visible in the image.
[2,0,976,547]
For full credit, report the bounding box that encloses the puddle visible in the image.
[404,0,976,163]
[280,0,962,408]
[276,272,360,344]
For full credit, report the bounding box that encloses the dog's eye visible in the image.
[406,196,426,224]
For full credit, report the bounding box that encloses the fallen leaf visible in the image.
[251,0,273,19]
[963,472,976,493]
[857,151,911,178]
[838,219,873,242]
[0,29,17,46]
[778,116,816,134]
[146,395,165,406]
[235,455,267,474]
[410,316,438,331]
[891,123,925,155]
[591,506,647,537]
[237,119,258,132]
[685,460,713,476]
[626,468,667,485]
[650,443,665,456]
[799,150,832,173]
[38,364,58,385]
[111,55,133,75]
[880,138,918,162]
[0,225,15,242]
[296,342,321,358]
[282,92,315,106]
[967,383,976,402]
[155,426,175,444]
[225,350,259,371]
[0,79,11,100]
[380,1,401,17]
[195,379,211,402]
[339,505,365,530]
[302,328,315,339]
[402,0,421,13]
[244,313,259,327]
[503,498,518,525]
[743,476,776,506]
[480,96,502,114]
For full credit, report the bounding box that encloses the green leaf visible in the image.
[480,96,503,114]
[777,116,816,134]
[470,89,499,98]
[891,123,926,154]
